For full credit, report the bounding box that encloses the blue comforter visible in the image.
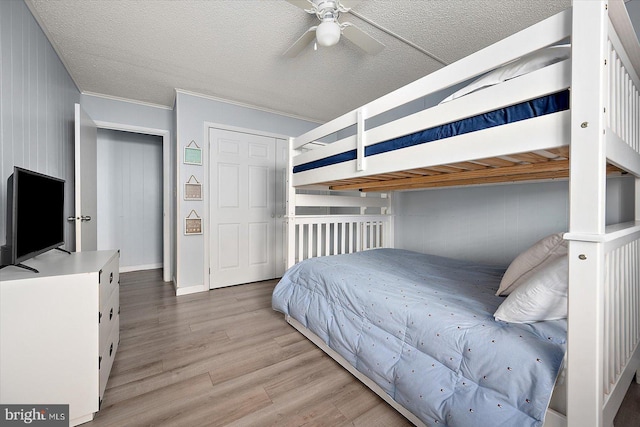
[272,249,566,427]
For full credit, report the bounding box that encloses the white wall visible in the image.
[394,177,636,266]
[97,129,163,271]
[0,0,80,252]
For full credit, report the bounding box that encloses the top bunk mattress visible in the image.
[293,90,570,175]
[272,248,566,427]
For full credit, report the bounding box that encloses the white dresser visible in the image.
[0,250,120,426]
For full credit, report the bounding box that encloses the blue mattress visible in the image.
[293,90,570,174]
[272,249,566,427]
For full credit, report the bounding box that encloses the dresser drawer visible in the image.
[99,319,119,401]
[99,285,119,353]
[99,253,119,308]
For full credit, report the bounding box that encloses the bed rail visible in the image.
[565,222,640,427]
[605,1,640,177]
[602,224,640,424]
[289,9,573,189]
[287,214,392,267]
[291,10,571,152]
[284,169,393,267]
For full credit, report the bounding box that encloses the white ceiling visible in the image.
[25,0,575,123]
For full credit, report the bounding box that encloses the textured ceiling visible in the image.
[25,0,573,123]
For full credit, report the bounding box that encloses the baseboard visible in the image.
[175,284,208,296]
[119,263,162,273]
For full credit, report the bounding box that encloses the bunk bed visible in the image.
[272,1,640,426]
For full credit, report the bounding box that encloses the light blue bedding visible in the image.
[272,249,566,427]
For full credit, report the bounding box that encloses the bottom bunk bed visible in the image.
[272,247,569,427]
[272,231,640,427]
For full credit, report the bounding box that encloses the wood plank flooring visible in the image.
[88,269,640,427]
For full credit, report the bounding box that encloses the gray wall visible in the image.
[628,0,640,40]
[80,93,174,133]
[175,91,319,291]
[394,177,636,266]
[0,0,80,252]
[79,93,175,277]
[96,129,163,271]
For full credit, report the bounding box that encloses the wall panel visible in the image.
[0,0,80,252]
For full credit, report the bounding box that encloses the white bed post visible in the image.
[637,176,640,386]
[286,137,297,269]
[566,1,609,427]
[385,192,395,248]
[636,177,640,222]
[356,108,366,172]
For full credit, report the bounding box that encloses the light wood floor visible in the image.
[88,269,640,427]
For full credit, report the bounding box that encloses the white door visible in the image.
[209,128,278,288]
[274,138,288,277]
[73,104,98,252]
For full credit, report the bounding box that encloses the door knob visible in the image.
[68,216,92,222]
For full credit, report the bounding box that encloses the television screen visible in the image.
[4,167,65,265]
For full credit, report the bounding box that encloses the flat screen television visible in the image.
[0,166,66,273]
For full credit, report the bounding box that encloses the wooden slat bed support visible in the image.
[326,154,623,192]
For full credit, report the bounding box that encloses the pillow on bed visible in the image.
[496,232,567,296]
[440,45,570,103]
[494,255,568,323]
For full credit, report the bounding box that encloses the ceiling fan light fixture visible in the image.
[316,20,341,47]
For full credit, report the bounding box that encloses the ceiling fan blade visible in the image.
[284,0,313,11]
[283,27,317,57]
[342,23,384,55]
[339,0,362,10]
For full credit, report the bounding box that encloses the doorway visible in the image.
[94,121,172,282]
[96,129,163,272]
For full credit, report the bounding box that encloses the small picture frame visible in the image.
[184,175,202,201]
[184,210,203,235]
[184,140,202,165]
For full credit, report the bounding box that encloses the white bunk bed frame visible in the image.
[283,1,640,427]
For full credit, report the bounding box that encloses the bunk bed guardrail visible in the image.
[288,214,391,266]
[284,190,393,268]
[289,9,574,188]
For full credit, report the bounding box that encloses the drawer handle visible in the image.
[99,356,102,369]
[110,272,113,284]
[110,308,113,320]
[110,343,113,357]
[99,312,102,323]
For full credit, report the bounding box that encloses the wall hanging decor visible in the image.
[184,210,202,235]
[183,140,202,165]
[184,175,203,201]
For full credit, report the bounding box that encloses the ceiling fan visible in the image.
[283,0,385,57]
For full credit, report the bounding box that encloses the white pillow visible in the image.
[496,232,567,296]
[440,45,570,103]
[494,255,568,324]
